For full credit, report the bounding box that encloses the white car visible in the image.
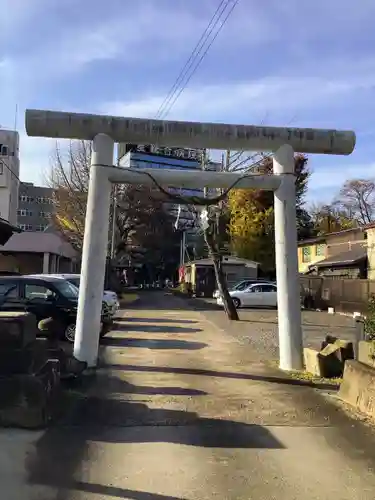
[217,282,277,309]
[29,273,120,317]
[213,279,275,299]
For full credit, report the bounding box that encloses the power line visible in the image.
[157,0,239,119]
[155,0,228,119]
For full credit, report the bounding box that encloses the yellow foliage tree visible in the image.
[228,189,274,271]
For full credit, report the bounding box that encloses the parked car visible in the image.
[0,275,109,342]
[217,282,278,309]
[213,278,275,299]
[28,274,120,319]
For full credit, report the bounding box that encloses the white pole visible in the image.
[273,144,303,371]
[180,231,184,266]
[182,231,186,265]
[73,133,114,367]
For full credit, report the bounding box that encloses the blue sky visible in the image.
[1,0,375,204]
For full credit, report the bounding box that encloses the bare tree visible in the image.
[48,141,176,266]
[335,179,375,225]
[308,202,356,235]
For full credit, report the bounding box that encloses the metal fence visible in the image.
[300,276,375,314]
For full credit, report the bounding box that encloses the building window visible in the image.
[18,224,33,231]
[39,211,51,218]
[36,196,53,204]
[316,244,325,256]
[1,145,8,156]
[17,209,33,217]
[302,246,311,263]
[19,195,34,203]
[0,162,3,174]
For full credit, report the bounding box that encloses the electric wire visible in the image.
[155,0,228,119]
[160,0,239,119]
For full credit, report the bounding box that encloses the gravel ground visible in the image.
[188,297,357,363]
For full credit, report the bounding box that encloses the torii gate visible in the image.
[25,110,355,371]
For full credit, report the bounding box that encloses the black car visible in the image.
[0,276,108,343]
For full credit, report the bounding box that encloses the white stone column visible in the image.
[273,144,303,371]
[73,134,114,367]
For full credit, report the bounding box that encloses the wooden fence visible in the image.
[300,276,375,314]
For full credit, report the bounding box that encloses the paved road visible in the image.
[15,292,375,499]
[191,297,357,362]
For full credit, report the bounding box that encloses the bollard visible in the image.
[354,316,366,360]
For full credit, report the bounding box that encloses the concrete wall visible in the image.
[367,228,375,280]
[0,253,43,274]
[0,253,75,274]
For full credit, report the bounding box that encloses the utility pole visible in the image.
[110,184,117,260]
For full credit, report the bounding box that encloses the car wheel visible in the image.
[64,323,76,343]
[232,297,241,308]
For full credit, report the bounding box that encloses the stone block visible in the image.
[304,340,353,378]
[318,343,346,378]
[320,339,354,364]
[0,359,61,429]
[303,348,323,377]
[358,341,375,368]
[0,311,38,349]
[320,335,338,350]
[339,360,375,420]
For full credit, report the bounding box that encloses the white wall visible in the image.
[0,130,20,224]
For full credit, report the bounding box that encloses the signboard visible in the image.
[118,142,205,162]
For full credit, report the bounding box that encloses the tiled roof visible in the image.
[309,245,367,269]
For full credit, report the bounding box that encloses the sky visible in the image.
[1,0,375,204]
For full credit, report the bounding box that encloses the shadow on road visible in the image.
[26,378,284,499]
[101,338,208,350]
[105,363,339,391]
[113,323,202,334]
[65,483,188,499]
[93,374,208,396]
[117,317,198,325]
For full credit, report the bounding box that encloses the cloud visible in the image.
[99,66,375,123]
[309,162,375,192]
[9,2,232,84]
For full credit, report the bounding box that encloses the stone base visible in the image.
[304,339,354,378]
[339,360,375,420]
[0,359,61,429]
[358,341,375,368]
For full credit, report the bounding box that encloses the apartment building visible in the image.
[0,129,20,225]
[17,182,54,232]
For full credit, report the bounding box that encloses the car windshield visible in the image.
[54,280,79,299]
[67,277,80,289]
[234,281,250,291]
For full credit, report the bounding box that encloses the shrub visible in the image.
[364,294,375,340]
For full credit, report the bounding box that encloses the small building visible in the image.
[298,227,366,274]
[182,255,259,297]
[0,231,78,275]
[306,245,367,279]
